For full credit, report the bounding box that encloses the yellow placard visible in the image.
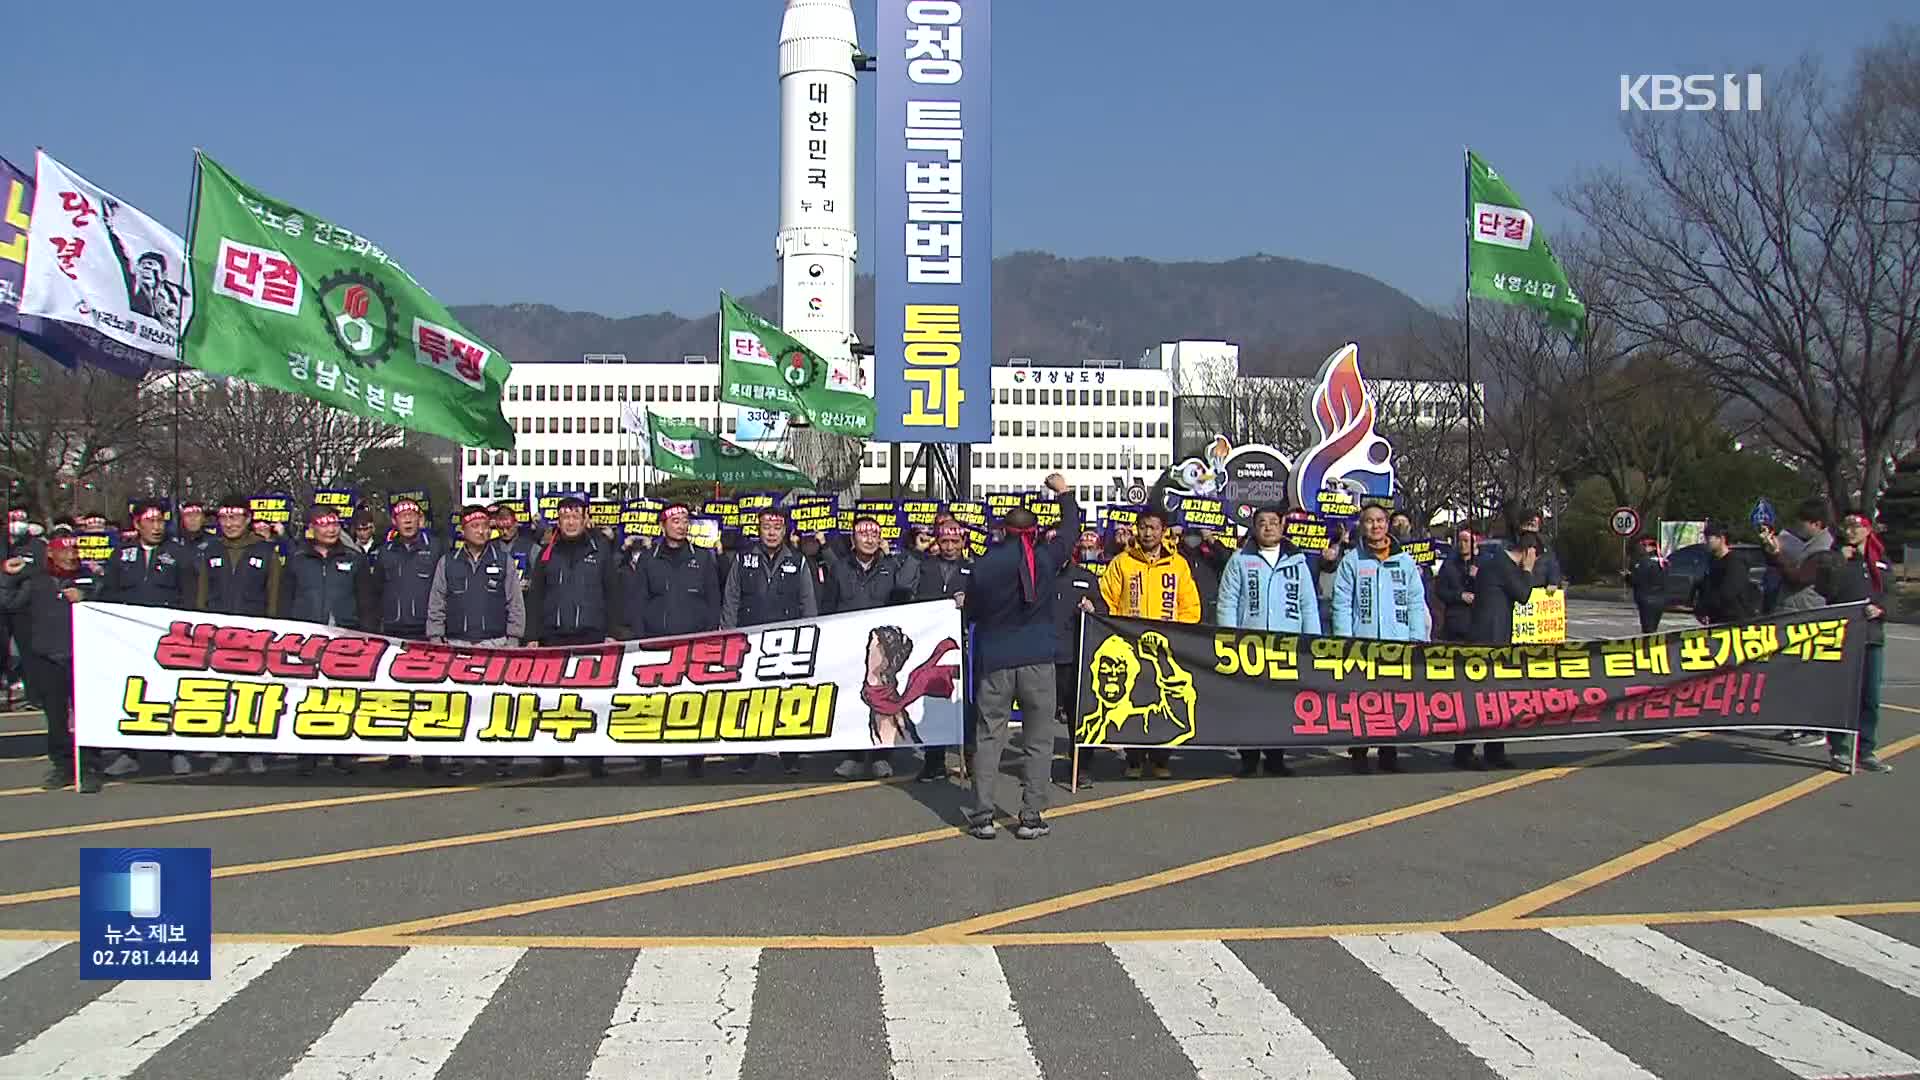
[1513,588,1567,644]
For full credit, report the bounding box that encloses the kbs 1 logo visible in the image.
[1619,74,1763,112]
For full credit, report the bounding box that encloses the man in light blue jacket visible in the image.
[1331,504,1431,773]
[1217,507,1322,777]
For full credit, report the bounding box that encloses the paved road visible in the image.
[0,598,1913,1079]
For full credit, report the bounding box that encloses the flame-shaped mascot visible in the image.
[1287,343,1394,511]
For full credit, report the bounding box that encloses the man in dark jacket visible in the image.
[912,522,974,782]
[281,504,375,776]
[636,503,722,778]
[961,474,1082,839]
[370,498,442,772]
[527,495,624,778]
[2,534,104,792]
[4,511,48,709]
[1694,521,1761,626]
[1458,531,1540,771]
[490,501,540,585]
[1626,536,1666,634]
[1177,528,1229,615]
[820,515,915,778]
[1433,528,1479,643]
[428,505,526,779]
[1054,529,1106,789]
[199,495,285,776]
[1767,509,1891,773]
[100,499,194,777]
[173,499,217,579]
[723,507,816,776]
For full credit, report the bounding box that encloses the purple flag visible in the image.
[0,156,159,379]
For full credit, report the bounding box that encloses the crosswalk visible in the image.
[0,918,1915,1079]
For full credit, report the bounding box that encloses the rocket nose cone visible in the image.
[780,0,858,45]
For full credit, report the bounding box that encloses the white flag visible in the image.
[620,401,647,435]
[19,151,190,366]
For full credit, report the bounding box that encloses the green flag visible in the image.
[719,292,875,436]
[1466,150,1586,339]
[644,410,812,489]
[183,153,515,449]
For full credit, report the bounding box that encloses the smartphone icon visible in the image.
[128,862,162,919]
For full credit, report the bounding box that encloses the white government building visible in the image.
[459,340,1471,514]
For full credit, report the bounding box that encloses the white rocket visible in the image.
[775,0,865,419]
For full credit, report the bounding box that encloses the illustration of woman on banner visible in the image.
[861,626,959,746]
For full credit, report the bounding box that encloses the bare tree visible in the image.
[173,377,403,500]
[1567,37,1920,515]
[0,353,170,516]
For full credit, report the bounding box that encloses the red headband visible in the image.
[47,535,77,551]
[135,508,165,522]
[462,510,492,525]
[391,500,421,516]
[309,513,340,527]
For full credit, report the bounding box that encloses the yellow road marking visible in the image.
[332,778,1233,941]
[2,898,1912,951]
[0,763,653,844]
[921,735,1701,939]
[0,779,902,910]
[1466,731,1920,925]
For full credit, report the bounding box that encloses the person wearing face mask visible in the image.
[427,505,526,779]
[1100,507,1201,779]
[280,504,376,775]
[1217,506,1322,777]
[819,514,915,778]
[370,499,444,772]
[3,534,105,792]
[527,495,625,779]
[722,507,816,776]
[635,503,722,779]
[198,495,285,776]
[1331,504,1431,773]
[100,500,195,778]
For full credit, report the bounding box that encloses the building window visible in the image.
[644,386,656,402]
[590,386,602,402]
[1160,422,1171,437]
[1159,391,1170,406]
[533,385,546,402]
[562,385,574,402]
[672,386,684,402]
[576,385,586,400]
[725,418,736,433]
[507,385,519,401]
[1024,421,1036,437]
[531,417,543,434]
[616,386,628,401]
[971,451,981,467]
[590,482,601,498]
[698,385,711,402]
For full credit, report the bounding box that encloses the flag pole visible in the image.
[1462,146,1477,531]
[173,151,206,507]
[4,334,19,513]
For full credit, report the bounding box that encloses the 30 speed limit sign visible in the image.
[1609,506,1641,537]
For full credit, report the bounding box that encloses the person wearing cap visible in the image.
[527,494,624,779]
[633,502,723,779]
[722,506,816,776]
[280,504,375,776]
[3,534,106,791]
[1625,535,1667,634]
[912,520,974,782]
[99,499,195,778]
[428,505,526,779]
[819,513,917,779]
[195,496,285,776]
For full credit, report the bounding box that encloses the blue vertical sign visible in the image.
[875,0,992,443]
[80,848,212,979]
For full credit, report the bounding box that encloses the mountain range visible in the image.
[451,252,1442,378]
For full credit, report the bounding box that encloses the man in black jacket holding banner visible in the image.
[527,495,624,779]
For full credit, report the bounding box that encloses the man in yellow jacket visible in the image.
[1100,507,1201,779]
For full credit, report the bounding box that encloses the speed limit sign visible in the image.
[1609,506,1641,537]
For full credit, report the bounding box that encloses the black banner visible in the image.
[1075,606,1865,748]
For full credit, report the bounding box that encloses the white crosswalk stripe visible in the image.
[0,942,291,1080]
[587,947,760,1080]
[283,945,523,1080]
[1549,923,1920,1080]
[1110,939,1354,1079]
[1339,931,1657,1080]
[0,922,1917,1079]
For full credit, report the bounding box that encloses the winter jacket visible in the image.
[1772,529,1834,613]
[527,530,623,641]
[370,532,442,636]
[196,534,283,617]
[1100,541,1202,624]
[1778,542,1888,646]
[1433,554,1476,641]
[638,540,723,637]
[101,538,191,609]
[1216,543,1322,634]
[1627,552,1667,610]
[1181,539,1229,615]
[1053,559,1106,665]
[427,541,525,643]
[914,555,973,600]
[721,544,817,628]
[1331,541,1431,642]
[966,495,1082,675]
[278,543,373,629]
[820,548,912,613]
[1469,552,1534,645]
[1694,550,1762,626]
[0,565,102,661]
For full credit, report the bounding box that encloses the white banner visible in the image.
[73,601,964,757]
[19,151,190,363]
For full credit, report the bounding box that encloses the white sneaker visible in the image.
[871,759,894,779]
[170,754,192,775]
[104,753,140,777]
[833,759,860,779]
[209,755,234,775]
[246,755,267,775]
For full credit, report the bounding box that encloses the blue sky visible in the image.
[8,1,1903,321]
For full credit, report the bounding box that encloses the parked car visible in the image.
[1660,543,1771,612]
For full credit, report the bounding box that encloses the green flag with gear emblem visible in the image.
[718,291,874,436]
[182,152,515,449]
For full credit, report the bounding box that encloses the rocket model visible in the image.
[775,0,866,414]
